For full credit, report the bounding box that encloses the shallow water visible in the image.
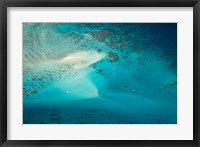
[23,23,177,124]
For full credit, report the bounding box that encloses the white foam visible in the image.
[59,51,106,69]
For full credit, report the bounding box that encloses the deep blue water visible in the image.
[23,23,177,124]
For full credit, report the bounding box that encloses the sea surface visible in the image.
[23,23,177,124]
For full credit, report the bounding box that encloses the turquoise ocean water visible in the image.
[23,23,177,124]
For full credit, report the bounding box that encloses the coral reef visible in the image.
[23,23,177,124]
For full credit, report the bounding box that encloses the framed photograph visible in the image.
[0,0,199,146]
